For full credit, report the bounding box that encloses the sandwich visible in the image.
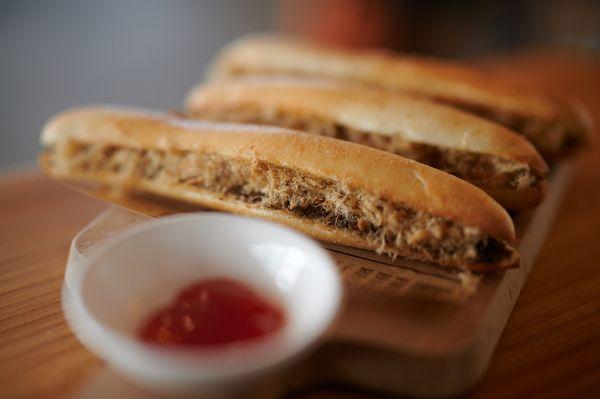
[185,78,549,210]
[208,34,590,160]
[40,106,520,271]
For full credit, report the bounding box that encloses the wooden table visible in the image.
[1,53,599,399]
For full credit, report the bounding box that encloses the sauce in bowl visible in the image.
[139,278,285,347]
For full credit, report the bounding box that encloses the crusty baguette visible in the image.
[185,78,548,210]
[40,105,520,271]
[208,34,590,161]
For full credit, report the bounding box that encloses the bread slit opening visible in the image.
[46,140,518,270]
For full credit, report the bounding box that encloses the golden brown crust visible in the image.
[41,105,516,244]
[209,34,589,159]
[185,77,548,179]
[483,184,547,211]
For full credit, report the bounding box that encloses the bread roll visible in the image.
[41,105,520,271]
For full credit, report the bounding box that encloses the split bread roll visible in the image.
[208,34,590,161]
[40,106,520,272]
[186,78,549,210]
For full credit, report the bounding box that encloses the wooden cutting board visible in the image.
[54,162,572,398]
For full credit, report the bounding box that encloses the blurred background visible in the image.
[1,0,598,169]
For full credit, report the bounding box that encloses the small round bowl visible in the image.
[62,212,341,394]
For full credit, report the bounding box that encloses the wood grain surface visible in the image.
[1,53,599,399]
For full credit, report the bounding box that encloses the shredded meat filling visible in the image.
[189,106,542,190]
[49,141,515,268]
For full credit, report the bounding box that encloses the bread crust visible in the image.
[42,105,516,244]
[185,78,548,178]
[483,184,547,211]
[209,34,589,159]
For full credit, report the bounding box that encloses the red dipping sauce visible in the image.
[139,278,285,347]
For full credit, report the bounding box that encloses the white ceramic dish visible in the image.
[62,211,341,394]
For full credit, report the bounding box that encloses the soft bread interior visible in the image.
[44,139,520,271]
[187,106,545,191]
